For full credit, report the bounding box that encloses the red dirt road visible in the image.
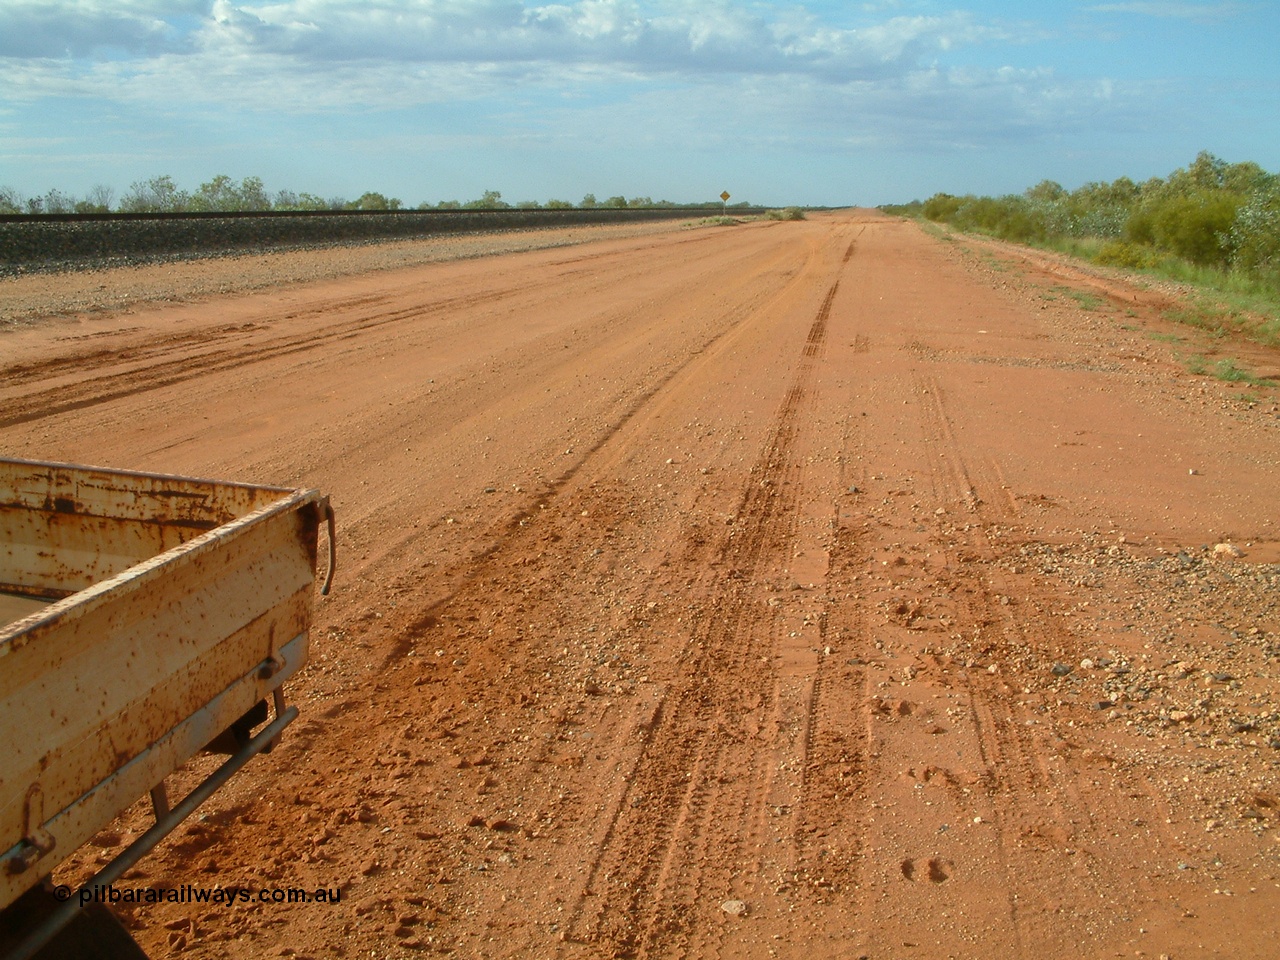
[4,211,1280,958]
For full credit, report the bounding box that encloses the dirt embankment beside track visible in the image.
[3,211,1279,959]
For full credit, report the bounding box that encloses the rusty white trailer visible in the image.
[0,458,334,959]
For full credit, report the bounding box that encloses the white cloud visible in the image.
[0,0,210,57]
[0,1,1152,167]
[1084,1,1250,20]
[1,2,1009,88]
[483,57,1134,160]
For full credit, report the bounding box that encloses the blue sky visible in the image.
[1,0,1277,207]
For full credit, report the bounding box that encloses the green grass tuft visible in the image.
[1050,285,1103,311]
[1211,358,1262,383]
[1185,354,1269,384]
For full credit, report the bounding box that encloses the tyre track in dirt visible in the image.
[552,233,855,959]
[338,230,840,663]
[907,371,1055,956]
[371,236,839,665]
[772,235,875,941]
[836,249,1121,954]
[554,230,872,960]
[911,368,1188,954]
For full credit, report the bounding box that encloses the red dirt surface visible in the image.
[4,211,1280,959]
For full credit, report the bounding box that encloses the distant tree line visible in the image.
[882,152,1280,288]
[0,176,747,216]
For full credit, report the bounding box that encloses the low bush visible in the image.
[1231,183,1280,273]
[881,152,1280,344]
[1094,241,1162,270]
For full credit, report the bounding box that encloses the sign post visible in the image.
[720,190,731,214]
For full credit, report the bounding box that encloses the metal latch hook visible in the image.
[320,499,336,596]
[7,783,56,875]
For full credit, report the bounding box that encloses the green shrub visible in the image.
[922,193,962,222]
[1094,241,1161,270]
[1231,183,1280,273]
[886,152,1280,336]
[1148,192,1241,266]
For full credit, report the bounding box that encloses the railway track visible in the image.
[0,206,764,275]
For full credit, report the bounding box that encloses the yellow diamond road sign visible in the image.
[720,191,731,202]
